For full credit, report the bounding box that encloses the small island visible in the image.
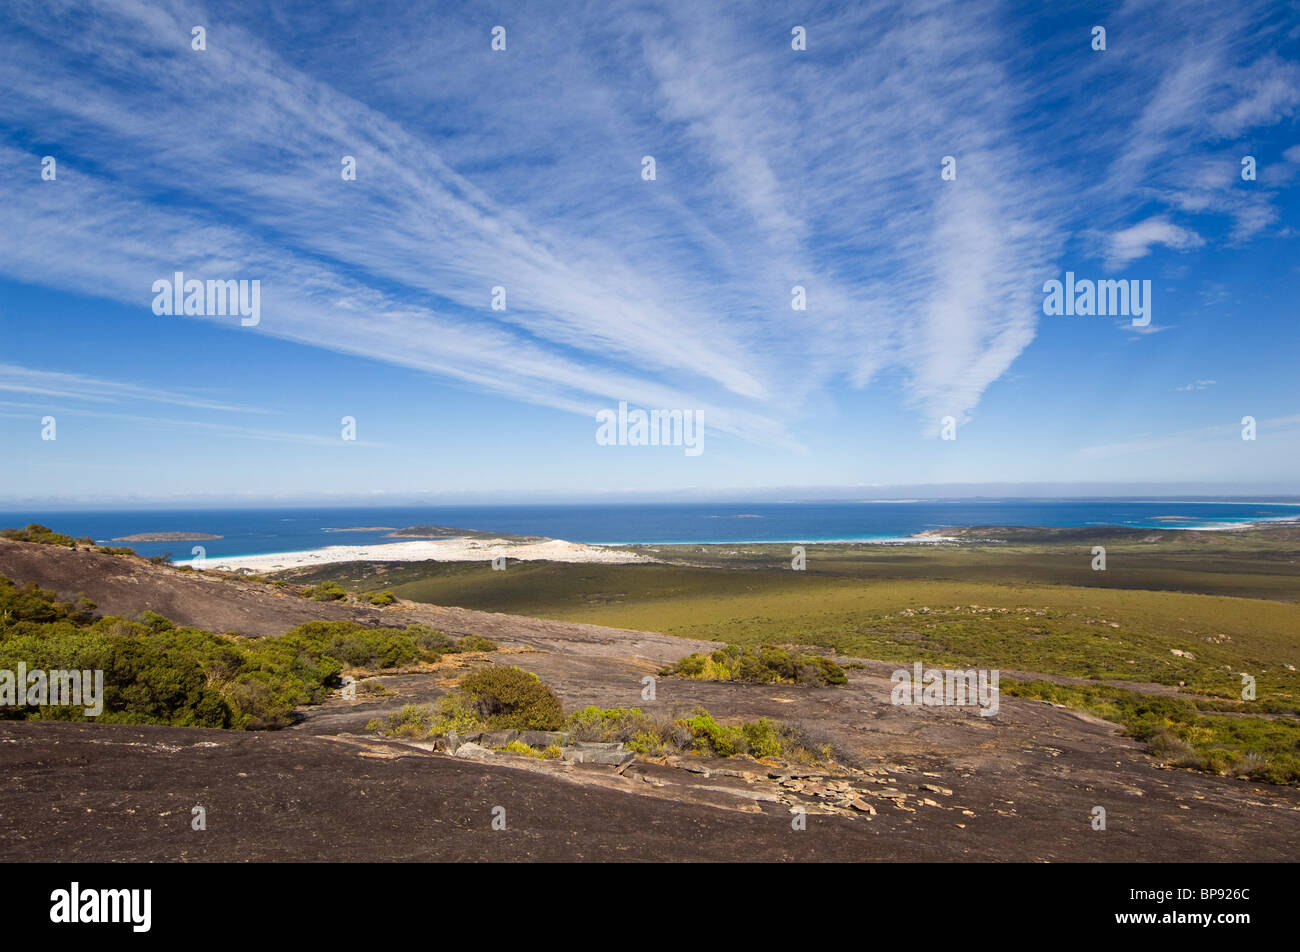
[111,532,223,542]
[385,525,543,541]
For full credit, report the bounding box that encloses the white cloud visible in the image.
[0,363,270,414]
[1106,217,1205,268]
[0,0,1293,451]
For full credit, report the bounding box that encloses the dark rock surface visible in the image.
[2,538,1297,862]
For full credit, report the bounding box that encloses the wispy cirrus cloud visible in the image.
[0,399,381,447]
[0,363,270,414]
[0,0,1295,451]
[1077,414,1300,461]
[1081,0,1300,261]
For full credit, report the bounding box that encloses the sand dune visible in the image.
[190,537,653,572]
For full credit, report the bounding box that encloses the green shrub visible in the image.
[368,705,434,738]
[740,718,785,758]
[429,691,488,734]
[301,582,347,602]
[0,576,445,731]
[501,739,546,758]
[367,590,397,606]
[456,666,564,730]
[457,634,497,653]
[1,524,75,547]
[626,729,673,756]
[561,704,814,762]
[408,625,458,653]
[681,710,742,756]
[137,610,176,633]
[0,578,87,624]
[367,680,516,738]
[797,655,848,685]
[565,705,653,742]
[276,620,431,670]
[1003,678,1300,784]
[661,644,847,686]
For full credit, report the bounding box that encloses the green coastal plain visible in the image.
[286,525,1300,782]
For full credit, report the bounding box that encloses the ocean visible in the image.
[1,499,1297,561]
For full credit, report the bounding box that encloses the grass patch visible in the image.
[563,704,835,763]
[1004,678,1300,784]
[661,643,846,686]
[501,739,547,758]
[287,555,1300,701]
[369,697,837,764]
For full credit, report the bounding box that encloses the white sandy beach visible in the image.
[189,537,654,573]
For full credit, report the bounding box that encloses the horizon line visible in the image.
[4,489,1300,512]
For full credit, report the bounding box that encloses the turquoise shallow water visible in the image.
[1,498,1296,561]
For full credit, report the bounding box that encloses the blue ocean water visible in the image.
[1,499,1297,560]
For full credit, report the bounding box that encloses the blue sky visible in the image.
[1,0,1298,506]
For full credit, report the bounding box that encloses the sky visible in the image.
[0,0,1297,507]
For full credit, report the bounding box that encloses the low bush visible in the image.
[368,667,563,738]
[564,704,832,763]
[566,705,655,743]
[501,739,547,758]
[301,582,347,602]
[661,644,847,686]
[1003,678,1300,784]
[457,666,564,730]
[277,620,434,670]
[1,524,75,547]
[366,705,433,738]
[402,626,497,656]
[0,576,443,730]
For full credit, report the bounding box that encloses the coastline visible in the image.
[184,516,1299,572]
[186,532,969,570]
[191,537,655,572]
